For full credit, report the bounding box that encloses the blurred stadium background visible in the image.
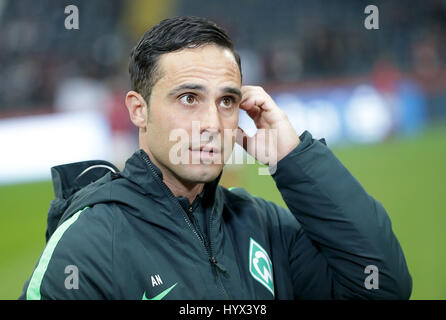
[0,0,445,299]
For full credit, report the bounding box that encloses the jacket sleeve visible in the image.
[18,205,114,300]
[271,131,412,299]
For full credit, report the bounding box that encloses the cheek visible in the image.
[146,110,171,146]
[149,113,193,150]
[225,112,239,130]
[221,115,239,151]
[223,112,238,132]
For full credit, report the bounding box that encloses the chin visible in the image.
[178,163,223,184]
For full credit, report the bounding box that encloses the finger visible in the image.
[235,126,254,153]
[240,86,261,107]
[240,91,274,113]
[243,104,261,120]
[241,94,285,127]
[239,96,259,111]
[240,98,268,118]
[239,95,262,120]
[240,85,262,97]
[235,127,248,151]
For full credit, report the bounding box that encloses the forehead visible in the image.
[156,44,241,88]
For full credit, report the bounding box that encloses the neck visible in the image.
[142,147,204,204]
[163,178,204,204]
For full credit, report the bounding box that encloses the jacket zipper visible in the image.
[141,153,229,299]
[188,205,229,299]
[207,207,229,299]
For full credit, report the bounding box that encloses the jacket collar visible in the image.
[120,149,224,218]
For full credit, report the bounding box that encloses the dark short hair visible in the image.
[129,16,242,103]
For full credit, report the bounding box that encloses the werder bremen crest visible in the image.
[249,238,274,296]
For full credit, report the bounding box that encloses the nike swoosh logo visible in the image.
[142,283,178,300]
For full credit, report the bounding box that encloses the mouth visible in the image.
[189,145,221,160]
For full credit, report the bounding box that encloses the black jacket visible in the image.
[20,131,412,299]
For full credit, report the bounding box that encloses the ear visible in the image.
[125,91,148,129]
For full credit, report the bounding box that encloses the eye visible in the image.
[179,94,198,106]
[219,96,236,109]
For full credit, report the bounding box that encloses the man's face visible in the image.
[142,44,242,184]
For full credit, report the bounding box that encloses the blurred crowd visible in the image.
[0,0,445,116]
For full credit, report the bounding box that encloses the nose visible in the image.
[200,102,221,135]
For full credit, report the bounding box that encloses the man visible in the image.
[20,16,411,300]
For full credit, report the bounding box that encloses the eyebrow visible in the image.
[167,83,242,100]
[222,87,242,100]
[167,84,206,97]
